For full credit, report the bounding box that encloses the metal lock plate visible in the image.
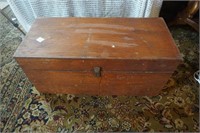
[93,67,101,77]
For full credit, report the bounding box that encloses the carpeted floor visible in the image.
[0,6,199,132]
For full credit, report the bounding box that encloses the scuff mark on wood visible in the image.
[87,40,138,48]
[87,29,92,42]
[123,36,134,41]
[67,23,135,31]
[100,50,110,57]
[75,29,127,35]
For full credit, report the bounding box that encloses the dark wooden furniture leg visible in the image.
[169,1,199,32]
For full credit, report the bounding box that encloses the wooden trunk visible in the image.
[14,18,182,96]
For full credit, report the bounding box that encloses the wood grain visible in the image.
[14,18,183,96]
[100,72,172,96]
[14,18,182,60]
[24,70,100,95]
[16,58,181,72]
[23,69,172,96]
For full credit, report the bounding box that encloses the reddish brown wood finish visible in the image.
[100,72,171,96]
[14,18,182,60]
[24,70,100,95]
[22,69,171,96]
[14,18,182,96]
[16,58,181,72]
